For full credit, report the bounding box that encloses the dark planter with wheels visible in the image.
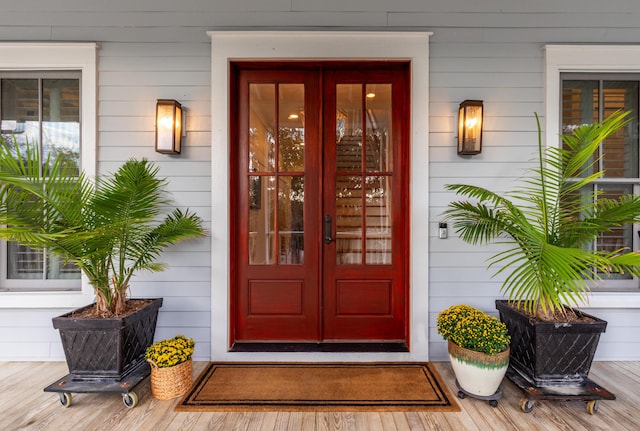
[495,300,607,386]
[53,298,163,380]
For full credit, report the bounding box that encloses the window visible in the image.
[1,72,82,290]
[561,74,640,289]
[546,45,640,307]
[0,43,96,307]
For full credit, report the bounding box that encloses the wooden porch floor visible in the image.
[1,361,639,430]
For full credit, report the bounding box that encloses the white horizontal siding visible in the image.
[1,1,640,363]
[0,309,71,360]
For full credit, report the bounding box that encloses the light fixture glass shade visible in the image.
[156,99,182,154]
[457,100,483,155]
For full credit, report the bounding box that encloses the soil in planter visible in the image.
[504,301,596,323]
[69,299,155,319]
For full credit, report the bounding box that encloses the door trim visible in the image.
[209,30,432,362]
[230,342,409,353]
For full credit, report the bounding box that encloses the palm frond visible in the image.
[0,136,206,315]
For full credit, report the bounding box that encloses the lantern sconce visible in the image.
[155,99,185,154]
[457,100,483,156]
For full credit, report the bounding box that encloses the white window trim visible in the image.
[208,31,431,361]
[545,44,640,308]
[0,43,97,308]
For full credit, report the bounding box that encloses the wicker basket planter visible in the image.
[149,358,193,400]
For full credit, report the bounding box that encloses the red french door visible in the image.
[231,62,409,347]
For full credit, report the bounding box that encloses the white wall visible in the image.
[1,1,640,361]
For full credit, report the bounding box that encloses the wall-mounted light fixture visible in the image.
[457,100,483,155]
[155,99,184,154]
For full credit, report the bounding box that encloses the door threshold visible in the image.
[229,342,409,353]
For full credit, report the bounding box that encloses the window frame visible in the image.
[561,73,640,290]
[1,70,83,290]
[545,44,640,308]
[0,43,97,308]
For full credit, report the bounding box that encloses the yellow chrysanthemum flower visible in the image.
[436,304,510,355]
[145,335,195,368]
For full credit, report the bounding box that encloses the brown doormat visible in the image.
[176,362,460,412]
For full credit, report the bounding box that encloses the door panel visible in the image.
[322,68,409,341]
[232,63,409,346]
[234,69,321,341]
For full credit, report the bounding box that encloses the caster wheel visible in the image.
[519,397,534,413]
[586,400,599,415]
[457,390,465,399]
[59,392,72,408]
[489,399,498,408]
[122,392,138,408]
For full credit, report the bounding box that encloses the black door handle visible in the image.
[324,215,333,244]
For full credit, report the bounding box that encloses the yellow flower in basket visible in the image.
[145,334,195,368]
[145,335,195,400]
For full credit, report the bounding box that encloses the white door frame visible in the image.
[208,31,431,361]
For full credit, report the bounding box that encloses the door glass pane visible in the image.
[249,175,276,264]
[278,176,304,264]
[249,83,306,266]
[365,84,392,172]
[366,175,392,264]
[249,84,275,172]
[336,84,362,172]
[278,84,305,172]
[336,175,362,264]
[336,83,394,266]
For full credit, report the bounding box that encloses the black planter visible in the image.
[495,300,607,386]
[52,298,163,380]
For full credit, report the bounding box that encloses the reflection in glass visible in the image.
[43,79,80,174]
[249,175,275,265]
[365,84,392,172]
[7,243,42,279]
[336,84,362,172]
[562,80,640,178]
[249,84,276,172]
[1,79,40,155]
[279,84,305,172]
[602,81,639,178]
[248,82,307,266]
[278,176,304,264]
[1,79,80,173]
[2,77,82,281]
[336,176,363,264]
[334,82,395,265]
[595,184,633,280]
[366,176,392,264]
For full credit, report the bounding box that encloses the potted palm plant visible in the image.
[0,137,206,385]
[442,111,640,386]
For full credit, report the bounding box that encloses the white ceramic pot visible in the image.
[448,340,509,397]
